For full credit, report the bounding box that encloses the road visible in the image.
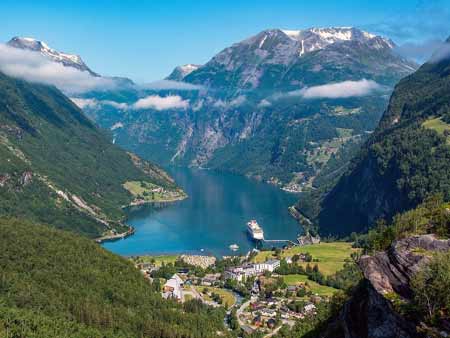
[236,300,251,328]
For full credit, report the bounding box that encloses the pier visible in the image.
[262,239,299,246]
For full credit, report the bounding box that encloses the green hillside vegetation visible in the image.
[0,218,228,338]
[296,46,450,236]
[0,72,179,237]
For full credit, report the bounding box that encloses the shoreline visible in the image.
[96,193,188,244]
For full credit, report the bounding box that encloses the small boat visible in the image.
[229,244,239,251]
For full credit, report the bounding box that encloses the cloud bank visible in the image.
[291,79,382,99]
[132,95,189,110]
[0,44,116,94]
[72,95,190,111]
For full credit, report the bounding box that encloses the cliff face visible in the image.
[326,235,450,338]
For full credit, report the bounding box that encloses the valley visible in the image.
[0,2,449,337]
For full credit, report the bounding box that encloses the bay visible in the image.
[103,167,302,256]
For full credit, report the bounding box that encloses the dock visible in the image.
[263,239,299,246]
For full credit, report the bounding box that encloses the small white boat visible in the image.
[229,244,239,251]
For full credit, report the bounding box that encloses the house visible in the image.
[287,285,297,293]
[162,274,183,301]
[261,308,277,317]
[267,318,277,329]
[303,303,316,314]
[254,259,280,273]
[252,315,263,327]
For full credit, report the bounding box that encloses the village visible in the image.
[132,241,357,336]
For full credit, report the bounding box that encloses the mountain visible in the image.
[185,27,416,91]
[0,218,227,337]
[85,27,417,190]
[295,38,450,236]
[0,70,180,237]
[166,64,201,81]
[7,36,99,76]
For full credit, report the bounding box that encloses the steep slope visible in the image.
[0,218,227,338]
[82,27,417,190]
[296,38,450,235]
[0,71,180,237]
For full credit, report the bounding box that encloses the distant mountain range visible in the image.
[4,28,418,192]
[183,27,415,91]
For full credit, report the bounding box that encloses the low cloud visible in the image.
[140,79,203,91]
[229,95,246,107]
[132,95,189,110]
[72,95,189,111]
[0,44,116,94]
[290,79,382,99]
[71,98,128,110]
[258,99,271,108]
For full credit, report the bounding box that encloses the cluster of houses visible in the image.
[224,259,281,282]
[241,295,318,332]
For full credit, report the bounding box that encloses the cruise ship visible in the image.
[247,220,264,241]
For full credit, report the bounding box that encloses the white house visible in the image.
[162,274,183,301]
[254,259,280,273]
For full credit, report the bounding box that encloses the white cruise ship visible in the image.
[247,220,264,240]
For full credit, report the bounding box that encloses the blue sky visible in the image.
[1,0,449,81]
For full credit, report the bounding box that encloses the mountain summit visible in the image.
[183,27,416,91]
[7,36,99,76]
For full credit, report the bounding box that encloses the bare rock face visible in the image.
[329,235,450,338]
[360,235,450,298]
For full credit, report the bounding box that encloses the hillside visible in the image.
[0,218,227,337]
[295,38,450,236]
[0,71,180,237]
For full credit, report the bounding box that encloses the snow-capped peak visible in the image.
[7,36,98,76]
[179,64,200,76]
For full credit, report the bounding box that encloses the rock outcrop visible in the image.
[327,235,450,338]
[360,235,450,298]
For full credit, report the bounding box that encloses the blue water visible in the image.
[103,167,301,256]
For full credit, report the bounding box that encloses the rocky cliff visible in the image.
[325,235,450,338]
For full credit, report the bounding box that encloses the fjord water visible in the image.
[103,167,301,256]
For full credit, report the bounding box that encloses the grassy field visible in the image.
[423,117,450,144]
[282,274,337,297]
[123,180,186,203]
[253,242,357,275]
[201,287,236,307]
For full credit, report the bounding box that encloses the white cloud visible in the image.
[258,99,272,108]
[71,98,128,110]
[132,95,189,110]
[0,44,116,94]
[70,98,99,109]
[102,100,129,110]
[290,79,382,99]
[229,95,246,107]
[213,99,227,108]
[140,79,203,91]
